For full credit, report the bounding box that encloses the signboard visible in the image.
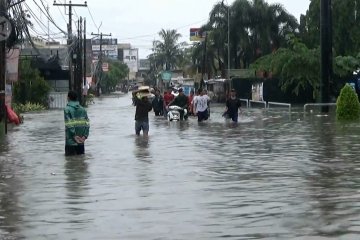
[190,28,205,41]
[91,38,117,45]
[123,49,139,73]
[102,62,109,72]
[161,71,172,81]
[91,38,118,60]
[92,45,117,51]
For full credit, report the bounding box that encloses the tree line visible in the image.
[148,0,360,102]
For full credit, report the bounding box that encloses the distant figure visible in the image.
[64,90,90,156]
[204,89,211,117]
[187,90,194,116]
[163,88,174,117]
[193,89,210,122]
[152,89,163,116]
[134,94,152,137]
[224,89,242,123]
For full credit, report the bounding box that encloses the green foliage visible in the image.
[102,60,129,93]
[301,0,360,56]
[84,93,95,106]
[12,102,47,113]
[336,84,360,121]
[13,60,51,105]
[250,35,320,99]
[334,54,360,77]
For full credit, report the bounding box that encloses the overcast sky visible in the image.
[27,0,311,58]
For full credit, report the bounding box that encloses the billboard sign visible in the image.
[123,49,139,73]
[91,38,118,60]
[190,28,205,41]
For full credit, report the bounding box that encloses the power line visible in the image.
[86,5,99,30]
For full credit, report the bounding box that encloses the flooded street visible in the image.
[2,93,360,239]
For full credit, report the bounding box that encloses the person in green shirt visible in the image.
[64,90,90,156]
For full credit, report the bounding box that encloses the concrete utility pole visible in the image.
[91,32,111,96]
[0,0,7,135]
[53,0,87,91]
[74,17,83,105]
[83,18,86,105]
[320,0,332,112]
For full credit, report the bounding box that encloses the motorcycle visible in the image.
[167,105,188,121]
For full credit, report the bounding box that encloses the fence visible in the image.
[267,102,291,111]
[240,98,249,108]
[303,103,337,112]
[48,92,68,109]
[249,100,267,108]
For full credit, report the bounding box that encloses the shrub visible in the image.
[12,102,47,114]
[336,84,360,121]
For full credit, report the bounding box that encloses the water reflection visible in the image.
[134,137,151,160]
[0,138,22,239]
[64,156,90,217]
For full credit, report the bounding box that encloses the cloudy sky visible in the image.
[27,0,311,58]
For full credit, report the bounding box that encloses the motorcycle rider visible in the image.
[168,88,188,120]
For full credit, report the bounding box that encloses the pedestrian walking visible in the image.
[187,90,194,116]
[224,89,242,123]
[193,89,210,122]
[64,90,90,156]
[134,94,152,137]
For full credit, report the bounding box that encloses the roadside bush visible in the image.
[12,102,47,114]
[336,84,360,121]
[85,93,95,106]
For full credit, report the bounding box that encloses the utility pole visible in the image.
[320,0,332,112]
[0,0,8,135]
[91,32,111,96]
[53,0,87,91]
[83,18,86,106]
[74,17,83,105]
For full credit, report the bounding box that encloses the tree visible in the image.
[251,35,320,99]
[191,0,299,76]
[13,59,51,105]
[102,61,129,93]
[300,0,360,56]
[151,29,184,71]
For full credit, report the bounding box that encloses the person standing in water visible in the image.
[224,89,242,123]
[134,93,152,137]
[64,90,90,156]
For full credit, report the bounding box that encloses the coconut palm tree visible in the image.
[152,29,183,71]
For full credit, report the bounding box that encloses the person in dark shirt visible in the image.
[152,89,163,116]
[224,89,241,123]
[135,95,152,136]
[168,88,188,120]
[163,88,174,117]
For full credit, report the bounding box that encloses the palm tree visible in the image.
[152,29,183,71]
